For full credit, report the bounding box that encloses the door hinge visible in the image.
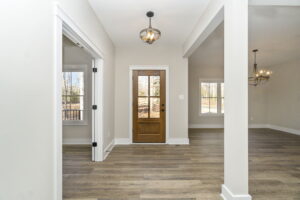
[92,105,97,110]
[92,142,97,147]
[93,68,97,73]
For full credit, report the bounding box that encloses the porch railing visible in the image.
[62,109,83,120]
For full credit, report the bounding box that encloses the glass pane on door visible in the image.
[137,74,162,119]
[138,76,148,96]
[150,98,160,118]
[138,97,148,118]
[150,76,160,96]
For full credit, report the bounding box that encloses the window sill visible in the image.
[63,121,88,126]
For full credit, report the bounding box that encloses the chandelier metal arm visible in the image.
[149,17,152,28]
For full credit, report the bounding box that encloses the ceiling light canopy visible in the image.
[140,11,161,44]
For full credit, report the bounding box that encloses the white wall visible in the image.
[114,45,188,141]
[63,37,93,144]
[189,48,300,132]
[189,39,300,132]
[188,23,224,127]
[248,85,267,125]
[188,23,267,128]
[0,1,115,199]
[266,59,300,130]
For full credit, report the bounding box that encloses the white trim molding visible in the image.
[103,139,115,160]
[221,185,252,200]
[183,0,224,57]
[189,124,269,129]
[189,124,224,129]
[267,124,300,136]
[129,65,170,144]
[54,3,104,162]
[114,138,131,145]
[114,138,189,145]
[55,4,104,59]
[54,3,105,200]
[249,124,268,129]
[167,138,190,145]
[188,124,300,136]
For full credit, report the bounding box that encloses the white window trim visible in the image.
[63,64,88,125]
[199,79,224,116]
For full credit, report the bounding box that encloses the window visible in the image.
[199,80,224,115]
[62,65,87,125]
[221,83,224,114]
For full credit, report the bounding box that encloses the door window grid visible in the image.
[138,75,160,119]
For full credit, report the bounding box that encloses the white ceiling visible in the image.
[88,0,210,47]
[190,6,300,69]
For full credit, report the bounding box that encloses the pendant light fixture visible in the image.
[249,49,272,86]
[140,11,161,44]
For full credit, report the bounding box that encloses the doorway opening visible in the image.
[62,35,97,160]
[54,4,104,199]
[60,28,103,162]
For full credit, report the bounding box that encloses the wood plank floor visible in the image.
[63,129,300,200]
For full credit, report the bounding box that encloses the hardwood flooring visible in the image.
[63,129,300,200]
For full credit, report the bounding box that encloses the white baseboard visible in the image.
[249,124,268,128]
[114,138,190,145]
[189,123,300,136]
[189,124,224,128]
[114,138,131,145]
[221,185,252,200]
[103,139,114,160]
[63,138,91,145]
[189,123,268,129]
[267,124,300,136]
[167,138,189,145]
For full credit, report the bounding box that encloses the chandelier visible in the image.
[140,11,161,44]
[249,49,272,86]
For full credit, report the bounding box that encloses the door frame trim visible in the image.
[129,65,169,144]
[54,3,104,200]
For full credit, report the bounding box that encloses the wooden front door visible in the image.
[133,70,166,143]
